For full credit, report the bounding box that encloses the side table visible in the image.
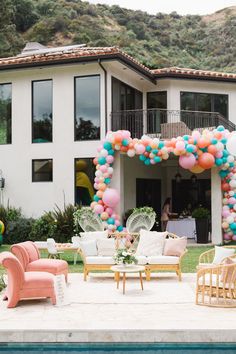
[111,265,145,295]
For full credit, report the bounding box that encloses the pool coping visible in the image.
[0,329,236,343]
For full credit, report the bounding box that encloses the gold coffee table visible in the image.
[111,265,145,295]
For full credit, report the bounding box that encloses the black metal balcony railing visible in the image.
[111,109,236,139]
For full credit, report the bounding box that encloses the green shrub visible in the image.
[5,217,34,244]
[29,213,56,241]
[192,207,210,219]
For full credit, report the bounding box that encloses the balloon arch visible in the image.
[90,126,236,242]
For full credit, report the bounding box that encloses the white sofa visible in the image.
[79,231,187,281]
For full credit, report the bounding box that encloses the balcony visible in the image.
[111,109,236,139]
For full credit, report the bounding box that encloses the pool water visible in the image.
[0,343,236,354]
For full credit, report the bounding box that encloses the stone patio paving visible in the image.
[0,273,236,343]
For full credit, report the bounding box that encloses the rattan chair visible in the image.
[196,260,236,307]
[198,246,236,269]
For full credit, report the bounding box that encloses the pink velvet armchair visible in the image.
[11,241,68,281]
[0,252,56,308]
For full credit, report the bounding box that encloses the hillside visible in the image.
[0,0,236,72]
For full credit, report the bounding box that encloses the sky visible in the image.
[86,0,236,15]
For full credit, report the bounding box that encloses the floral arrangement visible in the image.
[113,248,138,265]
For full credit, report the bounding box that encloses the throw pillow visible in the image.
[221,257,236,283]
[80,230,108,242]
[163,237,187,257]
[212,246,235,264]
[136,229,168,256]
[79,240,97,256]
[97,238,116,256]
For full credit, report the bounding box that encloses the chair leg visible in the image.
[177,267,182,281]
[145,268,151,281]
[84,268,88,281]
[73,252,78,265]
[51,293,56,305]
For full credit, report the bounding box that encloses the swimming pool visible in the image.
[0,343,236,353]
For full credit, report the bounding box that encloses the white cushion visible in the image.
[80,230,108,242]
[135,255,148,265]
[147,255,179,265]
[212,246,235,264]
[198,274,230,288]
[85,256,115,265]
[97,238,116,256]
[136,229,168,256]
[79,240,97,256]
[34,241,47,249]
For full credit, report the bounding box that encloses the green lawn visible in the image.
[0,244,213,275]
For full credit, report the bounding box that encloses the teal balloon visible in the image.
[223,150,229,157]
[230,222,236,230]
[154,156,161,163]
[98,157,106,165]
[217,125,225,131]
[108,149,114,156]
[219,170,228,178]
[152,149,158,155]
[211,138,217,145]
[183,135,189,141]
[215,158,223,166]
[139,155,146,161]
[117,225,123,232]
[107,218,115,225]
[104,178,111,184]
[144,158,150,165]
[221,138,227,144]
[122,139,129,146]
[186,144,195,153]
[103,142,112,150]
[94,195,100,202]
[222,157,227,163]
[158,141,164,148]
[146,145,152,152]
[229,163,234,168]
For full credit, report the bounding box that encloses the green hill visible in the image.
[1,0,236,72]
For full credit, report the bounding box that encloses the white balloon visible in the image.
[227,155,234,163]
[127,149,136,157]
[229,180,236,189]
[229,191,235,196]
[107,167,113,174]
[226,134,236,156]
[227,216,234,224]
[100,149,108,157]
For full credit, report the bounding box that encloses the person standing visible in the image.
[161,197,176,231]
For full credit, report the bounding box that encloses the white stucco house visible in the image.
[0,42,236,243]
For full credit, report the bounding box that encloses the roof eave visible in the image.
[0,53,156,84]
[153,73,236,83]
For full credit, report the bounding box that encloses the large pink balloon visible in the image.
[102,188,120,208]
[179,154,196,169]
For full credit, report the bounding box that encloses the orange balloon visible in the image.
[214,132,222,140]
[114,133,123,143]
[198,138,209,148]
[190,164,205,174]
[198,152,215,169]
[207,145,217,155]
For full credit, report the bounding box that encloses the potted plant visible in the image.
[192,207,210,244]
[113,248,138,266]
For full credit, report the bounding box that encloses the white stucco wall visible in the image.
[0,63,105,217]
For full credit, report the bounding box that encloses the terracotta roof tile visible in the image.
[151,66,236,80]
[0,46,152,75]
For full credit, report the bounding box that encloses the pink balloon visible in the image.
[102,188,120,208]
[228,197,236,204]
[224,233,232,240]
[222,210,230,218]
[100,165,107,173]
[106,207,113,215]
[179,154,196,169]
[106,155,114,164]
[232,235,236,241]
[94,204,104,214]
[135,144,145,155]
[176,141,185,151]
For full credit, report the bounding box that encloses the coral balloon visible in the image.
[102,188,120,208]
[198,153,215,169]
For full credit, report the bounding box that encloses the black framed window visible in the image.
[147,91,167,109]
[181,92,228,119]
[75,75,100,141]
[32,159,53,182]
[0,83,12,144]
[112,77,142,111]
[32,80,52,143]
